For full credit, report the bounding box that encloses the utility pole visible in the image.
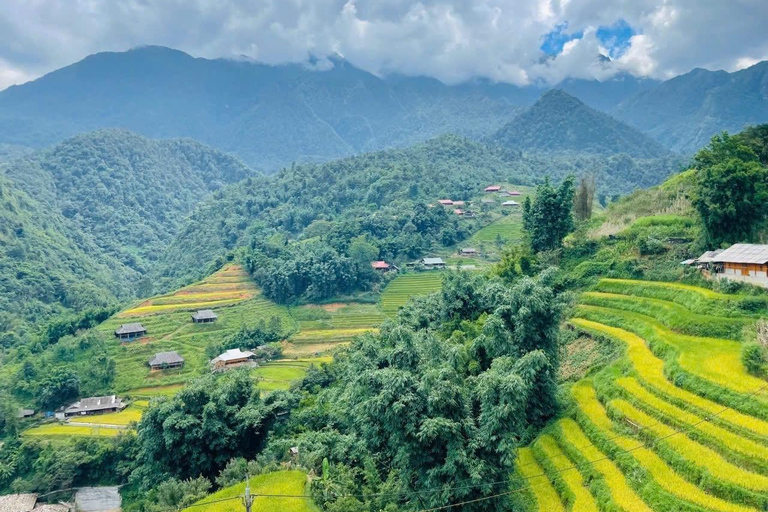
[242,474,254,512]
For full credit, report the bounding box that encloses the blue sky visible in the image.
[541,19,636,59]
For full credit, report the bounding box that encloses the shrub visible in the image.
[741,342,767,376]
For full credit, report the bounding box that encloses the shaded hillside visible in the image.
[492,89,674,159]
[0,173,128,343]
[0,46,668,171]
[156,135,676,286]
[614,61,768,154]
[1,129,254,275]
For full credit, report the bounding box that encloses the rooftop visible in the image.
[0,493,37,512]
[214,348,256,362]
[422,257,445,265]
[192,309,218,320]
[502,200,520,206]
[115,323,146,335]
[713,244,768,264]
[371,261,391,269]
[148,351,184,366]
[64,395,123,414]
[696,249,724,263]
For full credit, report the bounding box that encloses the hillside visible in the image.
[0,46,527,170]
[614,61,768,154]
[1,129,254,275]
[492,89,674,159]
[155,135,676,287]
[0,173,127,343]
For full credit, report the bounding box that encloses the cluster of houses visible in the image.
[114,309,219,343]
[684,243,768,287]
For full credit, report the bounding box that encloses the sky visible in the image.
[1,0,767,90]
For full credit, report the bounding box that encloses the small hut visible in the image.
[191,309,218,324]
[114,323,146,341]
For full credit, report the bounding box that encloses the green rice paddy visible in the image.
[380,273,444,316]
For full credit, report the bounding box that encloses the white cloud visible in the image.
[0,0,766,90]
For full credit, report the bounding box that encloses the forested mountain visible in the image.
[2,129,253,274]
[0,173,126,344]
[613,61,768,154]
[0,130,253,340]
[156,134,677,288]
[492,89,673,159]
[0,46,662,171]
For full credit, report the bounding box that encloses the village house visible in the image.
[507,190,522,196]
[211,348,257,371]
[371,261,398,272]
[114,323,146,341]
[484,185,501,193]
[55,395,126,420]
[420,257,446,270]
[437,199,454,206]
[191,309,218,323]
[502,200,520,207]
[460,248,479,256]
[453,200,466,206]
[710,244,768,287]
[453,208,464,216]
[148,351,185,370]
[17,408,34,419]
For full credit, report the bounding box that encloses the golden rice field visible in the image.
[23,424,124,438]
[182,470,316,512]
[519,278,768,512]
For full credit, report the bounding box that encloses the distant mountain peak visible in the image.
[491,88,673,159]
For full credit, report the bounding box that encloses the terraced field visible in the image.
[182,470,316,512]
[380,273,444,316]
[284,303,384,357]
[520,278,768,512]
[99,265,297,392]
[470,212,524,245]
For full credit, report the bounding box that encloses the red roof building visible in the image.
[371,261,392,270]
[508,190,521,196]
[453,200,465,206]
[454,209,464,215]
[438,199,454,205]
[484,185,501,192]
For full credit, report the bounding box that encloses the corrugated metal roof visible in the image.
[696,249,724,263]
[216,348,255,362]
[422,258,445,265]
[712,244,768,264]
[192,309,217,320]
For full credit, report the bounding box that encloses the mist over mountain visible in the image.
[492,90,673,159]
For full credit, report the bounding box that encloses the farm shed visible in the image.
[114,323,146,341]
[17,408,34,418]
[502,200,520,207]
[421,257,446,269]
[484,185,501,192]
[711,243,768,287]
[211,348,257,371]
[0,493,38,512]
[438,199,454,205]
[56,395,125,420]
[453,209,464,215]
[460,248,479,255]
[191,309,218,323]
[148,351,185,370]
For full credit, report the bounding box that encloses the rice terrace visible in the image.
[517,278,768,512]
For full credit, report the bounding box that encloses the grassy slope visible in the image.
[380,273,444,317]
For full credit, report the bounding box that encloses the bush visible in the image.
[741,342,767,376]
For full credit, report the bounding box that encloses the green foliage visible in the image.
[691,131,768,245]
[740,342,767,376]
[145,476,212,512]
[523,177,576,252]
[133,370,293,486]
[263,271,564,511]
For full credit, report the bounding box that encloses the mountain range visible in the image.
[4,46,765,169]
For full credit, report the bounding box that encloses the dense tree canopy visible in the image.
[522,177,576,252]
[692,131,768,245]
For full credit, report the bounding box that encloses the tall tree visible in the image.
[692,133,768,245]
[522,177,575,252]
[573,174,596,222]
